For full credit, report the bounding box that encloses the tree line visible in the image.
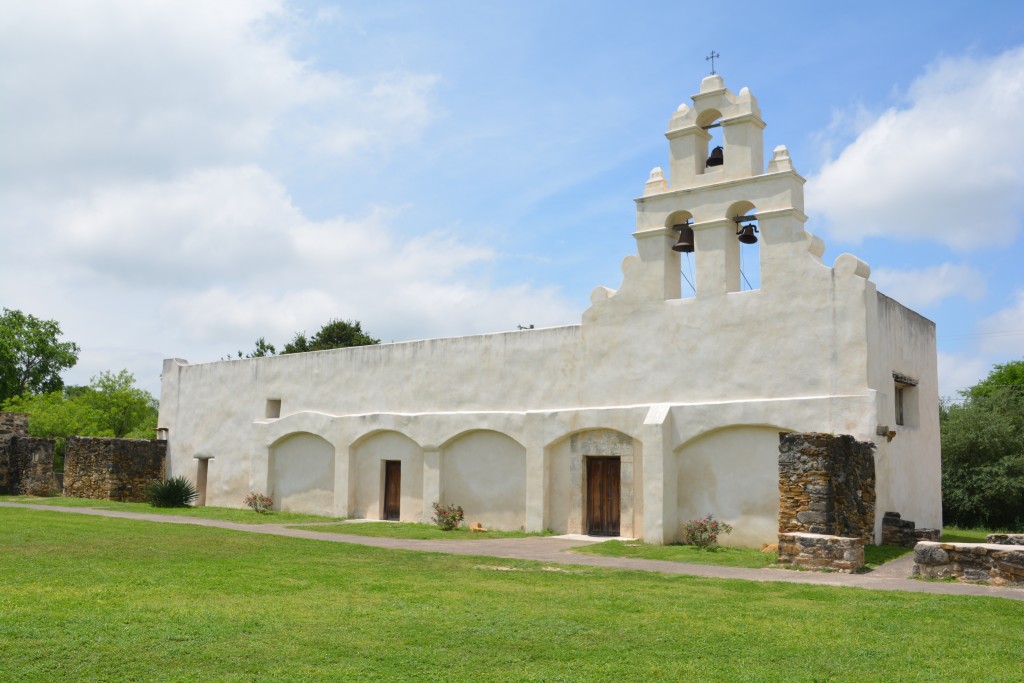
[227,318,379,359]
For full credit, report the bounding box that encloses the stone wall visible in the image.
[987,534,1024,546]
[914,541,1024,586]
[0,411,29,435]
[63,436,166,502]
[777,532,864,572]
[881,511,940,547]
[0,412,59,495]
[778,432,876,543]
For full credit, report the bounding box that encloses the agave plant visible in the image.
[147,476,198,508]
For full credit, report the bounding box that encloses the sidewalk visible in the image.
[3,501,1022,602]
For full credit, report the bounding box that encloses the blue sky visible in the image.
[1,1,1022,399]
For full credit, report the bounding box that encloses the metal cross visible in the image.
[706,50,720,75]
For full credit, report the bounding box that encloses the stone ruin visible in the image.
[776,432,876,572]
[0,412,60,496]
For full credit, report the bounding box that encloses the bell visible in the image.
[671,223,694,253]
[706,145,724,167]
[736,223,759,245]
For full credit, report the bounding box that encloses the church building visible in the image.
[158,74,941,545]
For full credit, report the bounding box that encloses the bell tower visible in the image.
[588,73,817,310]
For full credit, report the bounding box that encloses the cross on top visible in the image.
[706,50,720,75]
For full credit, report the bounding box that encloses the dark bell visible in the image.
[737,223,759,244]
[671,223,694,253]
[706,145,723,167]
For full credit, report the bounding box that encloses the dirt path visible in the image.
[3,502,1021,602]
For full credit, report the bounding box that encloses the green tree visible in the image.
[941,359,1024,530]
[281,319,379,354]
[227,336,277,360]
[0,308,80,402]
[2,369,158,470]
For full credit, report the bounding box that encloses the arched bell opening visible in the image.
[696,109,724,174]
[727,200,761,292]
[666,210,695,299]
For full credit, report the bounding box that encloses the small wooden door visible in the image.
[383,460,401,521]
[586,457,620,536]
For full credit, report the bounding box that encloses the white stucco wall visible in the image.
[157,74,942,545]
[269,432,334,514]
[441,430,526,530]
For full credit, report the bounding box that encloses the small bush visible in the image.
[148,476,197,508]
[682,514,733,548]
[432,502,464,531]
[244,492,274,513]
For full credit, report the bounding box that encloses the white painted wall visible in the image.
[441,430,526,530]
[158,75,941,544]
[269,432,334,514]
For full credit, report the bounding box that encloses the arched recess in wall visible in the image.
[441,430,526,531]
[675,425,790,547]
[696,108,724,174]
[665,210,696,299]
[545,428,639,537]
[269,432,335,515]
[727,200,761,291]
[350,430,422,522]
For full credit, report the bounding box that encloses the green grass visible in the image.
[2,508,1021,681]
[0,494,342,525]
[863,544,913,569]
[571,540,779,568]
[940,526,1005,543]
[291,521,554,540]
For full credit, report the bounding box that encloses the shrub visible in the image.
[244,492,274,514]
[432,502,464,531]
[147,476,197,508]
[682,514,733,548]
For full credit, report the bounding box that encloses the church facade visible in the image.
[158,75,941,545]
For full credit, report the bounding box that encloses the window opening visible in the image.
[265,399,281,419]
[893,373,919,428]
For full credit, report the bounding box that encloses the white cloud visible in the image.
[937,351,991,398]
[872,263,986,310]
[978,290,1024,356]
[0,0,438,188]
[807,47,1024,250]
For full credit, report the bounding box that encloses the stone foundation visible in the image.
[778,432,876,543]
[881,511,940,547]
[63,436,166,502]
[987,534,1024,546]
[0,412,59,495]
[777,532,864,572]
[914,541,1024,586]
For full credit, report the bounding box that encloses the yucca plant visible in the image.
[147,476,198,508]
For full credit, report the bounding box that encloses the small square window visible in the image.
[265,399,281,419]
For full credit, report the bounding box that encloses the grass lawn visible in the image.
[291,521,553,540]
[571,540,778,568]
[573,540,914,572]
[0,494,342,525]
[940,527,1006,543]
[2,507,1021,682]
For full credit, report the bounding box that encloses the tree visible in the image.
[281,319,379,354]
[2,369,158,470]
[0,308,79,402]
[941,359,1024,530]
[227,336,277,360]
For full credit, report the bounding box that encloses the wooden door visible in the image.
[383,460,401,521]
[586,457,620,536]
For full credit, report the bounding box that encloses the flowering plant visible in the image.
[244,492,274,514]
[682,514,733,548]
[431,501,464,530]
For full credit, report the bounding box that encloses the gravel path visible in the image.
[3,502,1021,602]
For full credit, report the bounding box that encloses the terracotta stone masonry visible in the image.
[63,436,166,502]
[881,511,940,547]
[0,411,59,496]
[778,432,876,543]
[987,534,1024,546]
[914,542,1024,587]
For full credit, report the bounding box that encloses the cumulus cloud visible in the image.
[872,263,986,310]
[807,47,1024,250]
[937,351,992,398]
[0,1,575,396]
[977,290,1024,356]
